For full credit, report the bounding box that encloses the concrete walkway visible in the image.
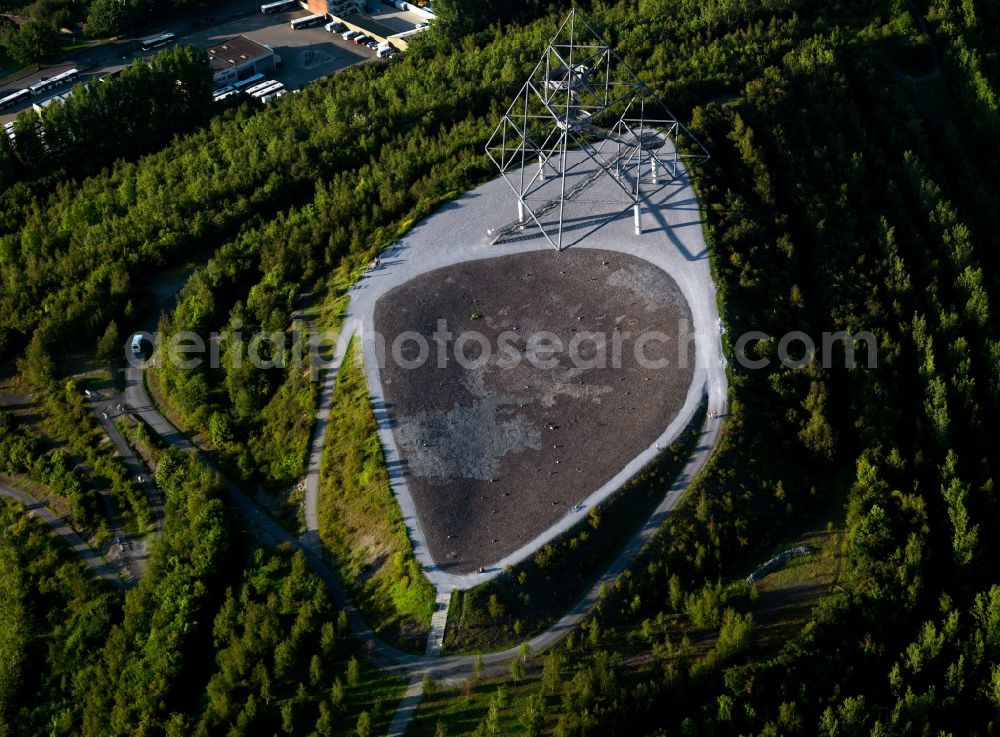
[385,675,425,737]
[302,330,353,543]
[315,142,726,594]
[425,591,452,657]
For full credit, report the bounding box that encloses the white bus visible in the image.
[261,0,297,13]
[29,68,79,96]
[260,89,286,103]
[250,81,285,98]
[0,88,30,111]
[243,79,275,96]
[232,72,266,91]
[290,13,325,29]
[140,32,176,52]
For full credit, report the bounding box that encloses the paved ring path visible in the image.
[125,152,724,691]
[304,143,727,593]
[127,336,724,680]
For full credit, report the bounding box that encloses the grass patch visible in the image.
[115,413,167,469]
[745,527,847,652]
[407,673,547,737]
[444,403,707,654]
[346,664,408,737]
[318,338,435,652]
[59,39,96,55]
[590,497,849,677]
[0,51,27,82]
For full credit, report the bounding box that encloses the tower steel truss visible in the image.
[485,9,710,250]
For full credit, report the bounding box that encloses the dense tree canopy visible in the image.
[0,0,999,733]
[0,44,213,193]
[0,18,60,64]
[85,0,138,38]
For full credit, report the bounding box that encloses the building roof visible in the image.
[0,14,30,27]
[363,8,426,34]
[206,35,273,72]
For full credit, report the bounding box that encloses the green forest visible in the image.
[0,450,402,736]
[1,0,999,733]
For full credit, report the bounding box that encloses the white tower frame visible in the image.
[485,9,709,250]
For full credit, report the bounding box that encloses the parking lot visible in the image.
[0,4,374,125]
[365,5,428,34]
[183,10,373,90]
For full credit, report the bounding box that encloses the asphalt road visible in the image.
[87,394,162,579]
[93,399,164,534]
[0,481,125,589]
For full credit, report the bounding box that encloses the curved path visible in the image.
[127,345,722,679]
[303,142,726,593]
[125,150,724,690]
[87,397,163,578]
[0,482,125,589]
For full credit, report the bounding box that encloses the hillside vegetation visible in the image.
[0,449,402,736]
[0,0,998,733]
[318,340,435,651]
[413,0,1000,734]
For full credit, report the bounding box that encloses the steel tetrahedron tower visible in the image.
[485,9,709,250]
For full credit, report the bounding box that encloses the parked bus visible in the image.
[250,81,284,98]
[0,88,30,111]
[260,0,297,13]
[243,79,277,96]
[29,68,78,96]
[140,32,176,52]
[232,73,265,91]
[212,84,235,97]
[290,13,325,29]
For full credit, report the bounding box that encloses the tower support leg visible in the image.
[651,160,658,185]
[538,156,546,181]
[634,204,642,234]
[518,200,525,223]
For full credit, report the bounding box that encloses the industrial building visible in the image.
[207,35,278,86]
[332,6,430,49]
[293,0,432,50]
[305,0,362,17]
